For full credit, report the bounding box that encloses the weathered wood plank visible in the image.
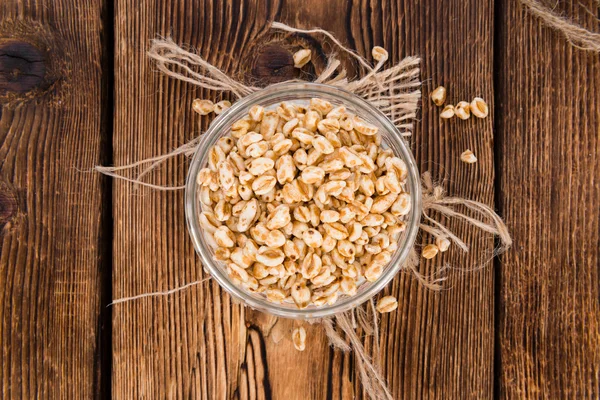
[112,1,282,398]
[112,0,497,398]
[0,1,110,398]
[496,0,600,397]
[339,0,497,398]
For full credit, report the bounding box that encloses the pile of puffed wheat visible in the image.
[196,97,413,309]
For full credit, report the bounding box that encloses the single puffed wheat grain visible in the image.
[376,295,398,313]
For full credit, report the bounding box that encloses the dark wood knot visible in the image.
[0,40,46,95]
[251,45,296,85]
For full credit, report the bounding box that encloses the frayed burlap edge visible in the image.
[95,23,421,191]
[519,0,600,53]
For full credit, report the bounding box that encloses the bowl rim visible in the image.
[185,81,421,319]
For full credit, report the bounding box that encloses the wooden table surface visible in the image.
[1,0,598,399]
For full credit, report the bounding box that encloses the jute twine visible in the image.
[519,0,600,53]
[98,22,512,400]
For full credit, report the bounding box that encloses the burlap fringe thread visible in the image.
[519,0,600,53]
[98,22,512,400]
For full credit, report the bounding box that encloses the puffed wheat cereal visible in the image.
[197,97,413,309]
[376,295,398,313]
[292,327,307,351]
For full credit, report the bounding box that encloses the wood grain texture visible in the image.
[0,1,109,399]
[113,1,283,398]
[495,0,600,398]
[344,0,498,398]
[113,0,499,399]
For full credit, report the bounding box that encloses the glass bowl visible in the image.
[185,82,421,319]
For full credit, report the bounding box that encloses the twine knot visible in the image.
[421,171,446,208]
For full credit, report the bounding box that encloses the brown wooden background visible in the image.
[1,0,598,398]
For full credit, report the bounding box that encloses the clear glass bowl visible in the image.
[185,82,421,319]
